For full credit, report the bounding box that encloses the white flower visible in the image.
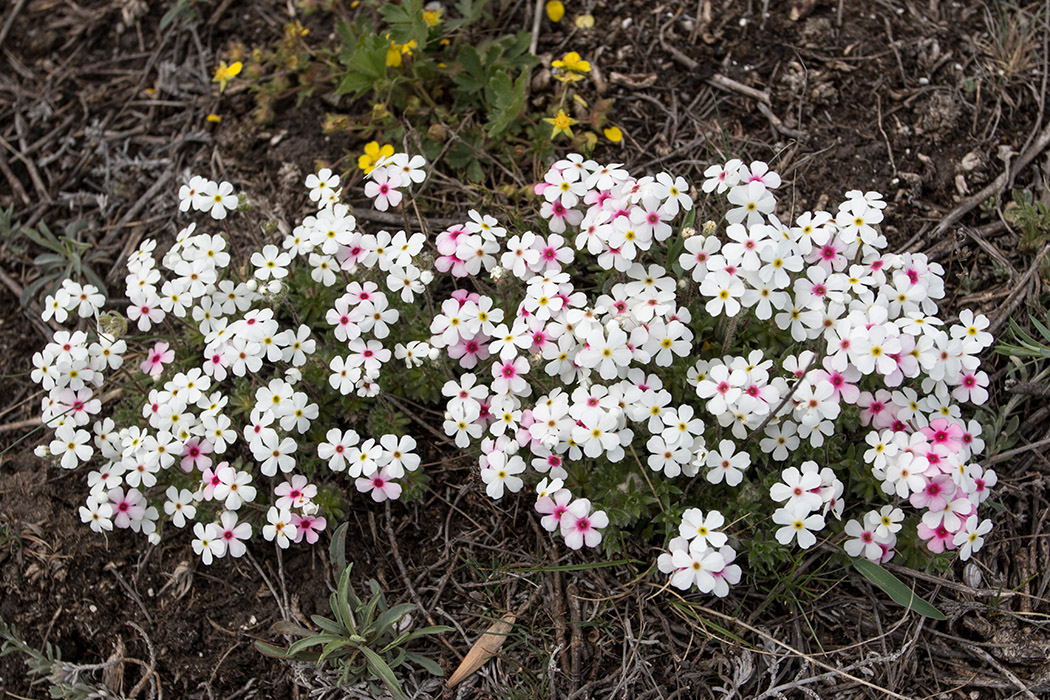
[305,168,340,204]
[481,451,525,499]
[773,505,825,549]
[250,245,291,280]
[199,180,238,220]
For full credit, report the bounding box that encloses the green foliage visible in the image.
[255,524,450,699]
[0,616,133,699]
[850,558,946,619]
[236,0,618,189]
[0,207,109,310]
[997,308,1050,359]
[160,0,209,31]
[1004,188,1050,250]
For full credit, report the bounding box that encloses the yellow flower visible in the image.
[545,1,564,22]
[212,61,242,92]
[544,110,577,140]
[358,142,395,173]
[575,14,595,29]
[386,39,417,67]
[551,52,590,83]
[422,2,443,26]
[206,113,223,124]
[603,126,623,142]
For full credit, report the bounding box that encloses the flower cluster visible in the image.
[417,154,996,593]
[31,148,996,593]
[32,168,432,562]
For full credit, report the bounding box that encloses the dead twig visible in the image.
[968,646,1040,700]
[0,0,28,55]
[899,118,1050,252]
[990,243,1049,335]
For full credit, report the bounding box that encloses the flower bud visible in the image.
[702,220,717,235]
[97,312,128,341]
[426,123,447,142]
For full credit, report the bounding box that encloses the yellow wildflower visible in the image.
[544,110,577,140]
[358,142,395,173]
[212,61,242,92]
[551,52,590,83]
[545,1,564,22]
[386,39,417,67]
[206,113,223,124]
[603,126,623,142]
[575,14,595,29]
[423,2,443,26]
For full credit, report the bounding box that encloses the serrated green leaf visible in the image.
[379,0,428,48]
[851,558,946,620]
[485,69,527,137]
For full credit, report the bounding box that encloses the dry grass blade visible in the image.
[446,612,516,687]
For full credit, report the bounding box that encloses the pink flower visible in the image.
[917,522,955,554]
[535,488,572,532]
[140,341,175,377]
[201,463,226,500]
[275,475,316,510]
[921,418,964,454]
[450,288,482,306]
[560,498,609,550]
[364,170,403,211]
[108,487,146,529]
[291,514,327,544]
[447,333,491,369]
[355,466,402,502]
[180,437,214,473]
[909,474,954,511]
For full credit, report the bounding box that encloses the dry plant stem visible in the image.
[984,434,1050,466]
[968,646,1040,700]
[246,551,289,622]
[103,562,153,624]
[899,117,1050,252]
[743,354,817,443]
[381,502,463,659]
[990,242,1049,335]
[528,0,544,56]
[664,589,913,700]
[567,582,583,696]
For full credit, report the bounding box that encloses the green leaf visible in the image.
[405,650,444,676]
[318,639,351,663]
[851,558,946,620]
[382,625,454,652]
[445,0,490,31]
[330,522,349,575]
[310,615,348,636]
[360,646,407,700]
[485,69,528,138]
[272,621,316,637]
[374,603,418,635]
[253,641,293,659]
[335,33,389,98]
[286,633,344,657]
[379,0,428,48]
